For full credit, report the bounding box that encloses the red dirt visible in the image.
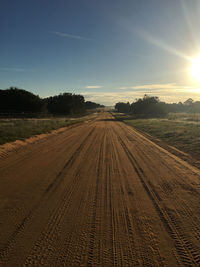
[0,112,200,266]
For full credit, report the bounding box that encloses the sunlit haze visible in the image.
[1,0,200,105]
[190,55,200,82]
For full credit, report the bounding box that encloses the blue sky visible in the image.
[1,0,200,105]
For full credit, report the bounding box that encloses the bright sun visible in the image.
[191,55,200,82]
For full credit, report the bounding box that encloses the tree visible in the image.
[184,98,194,106]
[45,93,85,115]
[0,87,87,116]
[115,102,131,113]
[130,95,167,117]
[85,101,104,109]
[0,87,44,113]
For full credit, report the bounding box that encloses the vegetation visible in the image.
[114,94,200,158]
[0,113,97,145]
[167,112,200,121]
[85,101,105,109]
[115,102,131,113]
[113,112,200,159]
[0,87,104,117]
[115,95,200,118]
[131,95,167,117]
[45,93,85,115]
[0,87,44,114]
[0,87,105,144]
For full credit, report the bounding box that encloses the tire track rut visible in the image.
[116,130,200,266]
[0,126,95,265]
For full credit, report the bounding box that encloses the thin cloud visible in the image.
[50,31,92,41]
[130,83,200,93]
[119,83,197,91]
[130,83,176,90]
[82,83,200,105]
[85,85,103,89]
[0,67,26,72]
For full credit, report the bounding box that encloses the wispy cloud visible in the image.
[50,31,92,41]
[130,83,177,90]
[85,85,103,89]
[0,67,26,72]
[83,83,200,105]
[119,83,198,91]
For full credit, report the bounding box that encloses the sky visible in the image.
[1,0,200,105]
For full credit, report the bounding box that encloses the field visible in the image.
[113,112,200,160]
[0,113,97,145]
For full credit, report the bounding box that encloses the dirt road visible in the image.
[0,112,200,266]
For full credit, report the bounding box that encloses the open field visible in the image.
[0,112,200,266]
[113,112,200,160]
[0,112,98,145]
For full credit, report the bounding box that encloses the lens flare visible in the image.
[191,55,200,82]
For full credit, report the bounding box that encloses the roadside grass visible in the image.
[0,114,95,145]
[112,112,200,158]
[167,112,200,122]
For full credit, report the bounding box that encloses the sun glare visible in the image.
[191,55,200,82]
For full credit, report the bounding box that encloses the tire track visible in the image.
[87,131,106,266]
[23,128,99,266]
[108,128,139,266]
[109,127,166,266]
[0,126,95,265]
[117,133,200,266]
[117,122,200,264]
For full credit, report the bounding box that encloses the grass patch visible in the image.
[167,112,200,122]
[112,112,200,159]
[125,119,200,158]
[0,114,95,145]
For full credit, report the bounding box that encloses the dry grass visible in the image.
[0,113,97,145]
[113,112,200,159]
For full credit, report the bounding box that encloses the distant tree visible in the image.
[71,94,86,114]
[85,101,105,109]
[115,102,131,113]
[130,95,167,117]
[184,98,194,106]
[0,87,44,113]
[0,87,87,116]
[45,92,85,115]
[193,101,200,111]
[114,94,200,117]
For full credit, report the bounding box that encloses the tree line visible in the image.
[115,95,200,117]
[0,87,104,116]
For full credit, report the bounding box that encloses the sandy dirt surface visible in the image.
[0,112,200,266]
